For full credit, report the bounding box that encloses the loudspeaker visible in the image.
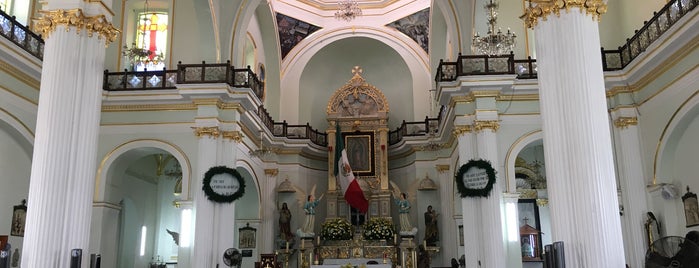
[543,244,554,268]
[553,241,565,268]
[90,254,101,268]
[0,250,8,268]
[70,249,82,268]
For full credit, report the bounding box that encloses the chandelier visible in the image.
[334,0,362,22]
[471,0,516,56]
[249,131,276,158]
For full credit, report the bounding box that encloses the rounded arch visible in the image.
[655,90,699,182]
[95,139,192,203]
[505,130,543,193]
[235,159,263,219]
[0,107,34,154]
[278,27,431,124]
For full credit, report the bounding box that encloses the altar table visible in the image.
[311,265,391,268]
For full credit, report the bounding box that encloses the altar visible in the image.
[311,265,390,268]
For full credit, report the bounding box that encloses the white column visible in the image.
[436,164,455,265]
[214,128,239,265]
[22,5,118,268]
[474,120,506,268]
[90,203,121,268]
[192,125,221,268]
[529,5,626,267]
[502,193,523,268]
[611,111,647,268]
[262,169,279,253]
[455,121,481,268]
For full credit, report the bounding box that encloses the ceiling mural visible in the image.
[276,13,322,59]
[386,8,430,54]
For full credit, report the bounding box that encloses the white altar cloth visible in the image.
[322,258,389,265]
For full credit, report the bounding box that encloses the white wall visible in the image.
[0,125,31,262]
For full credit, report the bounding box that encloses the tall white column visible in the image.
[611,111,648,268]
[22,5,118,268]
[502,193,523,268]
[214,128,241,265]
[455,122,481,268]
[474,120,505,268]
[436,164,455,265]
[262,169,279,253]
[192,125,221,268]
[523,3,626,267]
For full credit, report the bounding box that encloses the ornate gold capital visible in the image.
[435,164,450,173]
[536,198,549,207]
[221,130,243,142]
[473,120,500,132]
[264,169,279,176]
[452,125,473,136]
[614,117,638,129]
[193,126,220,138]
[34,9,120,45]
[521,0,608,29]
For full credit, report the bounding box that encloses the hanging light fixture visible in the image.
[249,130,275,159]
[471,0,516,56]
[334,0,362,22]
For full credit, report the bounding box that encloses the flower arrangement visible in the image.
[362,217,395,240]
[321,218,353,240]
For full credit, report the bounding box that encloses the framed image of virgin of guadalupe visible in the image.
[344,131,375,177]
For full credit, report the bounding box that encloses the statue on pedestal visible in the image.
[390,181,417,236]
[424,205,439,246]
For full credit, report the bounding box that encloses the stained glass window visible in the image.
[133,12,168,71]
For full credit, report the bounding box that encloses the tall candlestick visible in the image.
[301,239,305,249]
[317,235,320,245]
[394,234,397,245]
[286,241,289,251]
[423,239,427,249]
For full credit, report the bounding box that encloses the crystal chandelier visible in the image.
[249,131,275,158]
[471,0,516,56]
[334,0,362,22]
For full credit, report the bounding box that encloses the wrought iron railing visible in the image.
[0,9,44,60]
[388,111,442,146]
[602,0,697,70]
[256,105,328,146]
[103,61,264,99]
[435,53,537,83]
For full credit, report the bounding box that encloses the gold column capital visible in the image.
[473,120,500,132]
[33,9,120,45]
[452,125,473,136]
[221,130,243,142]
[521,0,608,29]
[264,169,279,176]
[435,164,450,173]
[536,198,549,207]
[193,126,220,138]
[614,117,638,129]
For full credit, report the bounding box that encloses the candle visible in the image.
[301,239,305,249]
[394,234,397,245]
[423,240,427,249]
[286,241,289,251]
[317,236,320,245]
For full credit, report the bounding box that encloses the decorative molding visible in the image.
[435,164,450,173]
[614,117,638,129]
[193,126,220,138]
[221,130,243,142]
[452,125,473,136]
[264,169,279,176]
[34,9,120,45]
[470,90,500,98]
[520,0,607,28]
[101,103,197,112]
[519,189,538,199]
[473,120,500,132]
[536,198,549,207]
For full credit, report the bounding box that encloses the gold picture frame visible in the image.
[344,131,375,176]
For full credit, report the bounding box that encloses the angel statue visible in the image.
[390,181,418,236]
[293,184,325,237]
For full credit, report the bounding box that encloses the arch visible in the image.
[0,107,34,155]
[278,27,431,123]
[235,159,263,219]
[504,130,543,193]
[655,90,699,182]
[95,139,192,203]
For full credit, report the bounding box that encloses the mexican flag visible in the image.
[334,123,369,213]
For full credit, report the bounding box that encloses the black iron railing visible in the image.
[0,9,44,60]
[388,109,443,146]
[256,105,327,146]
[601,0,697,70]
[103,61,264,100]
[435,53,537,83]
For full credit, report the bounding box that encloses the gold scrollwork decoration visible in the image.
[473,120,500,132]
[536,198,549,207]
[613,117,638,129]
[452,125,472,137]
[520,0,608,29]
[221,130,243,142]
[192,126,220,138]
[435,164,450,173]
[34,9,120,45]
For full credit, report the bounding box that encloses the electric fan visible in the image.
[223,248,242,268]
[645,236,699,268]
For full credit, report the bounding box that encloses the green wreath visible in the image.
[202,166,246,203]
[455,159,496,198]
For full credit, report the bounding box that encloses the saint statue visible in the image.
[278,202,294,241]
[424,205,439,246]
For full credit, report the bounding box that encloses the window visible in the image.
[126,10,168,71]
[1,0,30,25]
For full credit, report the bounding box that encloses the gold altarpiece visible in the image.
[325,66,392,222]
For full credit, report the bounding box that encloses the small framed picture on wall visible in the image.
[11,199,27,237]
[682,187,699,227]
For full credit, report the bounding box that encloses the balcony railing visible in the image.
[103,61,265,100]
[601,0,697,70]
[435,53,537,83]
[0,9,44,60]
[256,105,328,146]
[388,108,443,145]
